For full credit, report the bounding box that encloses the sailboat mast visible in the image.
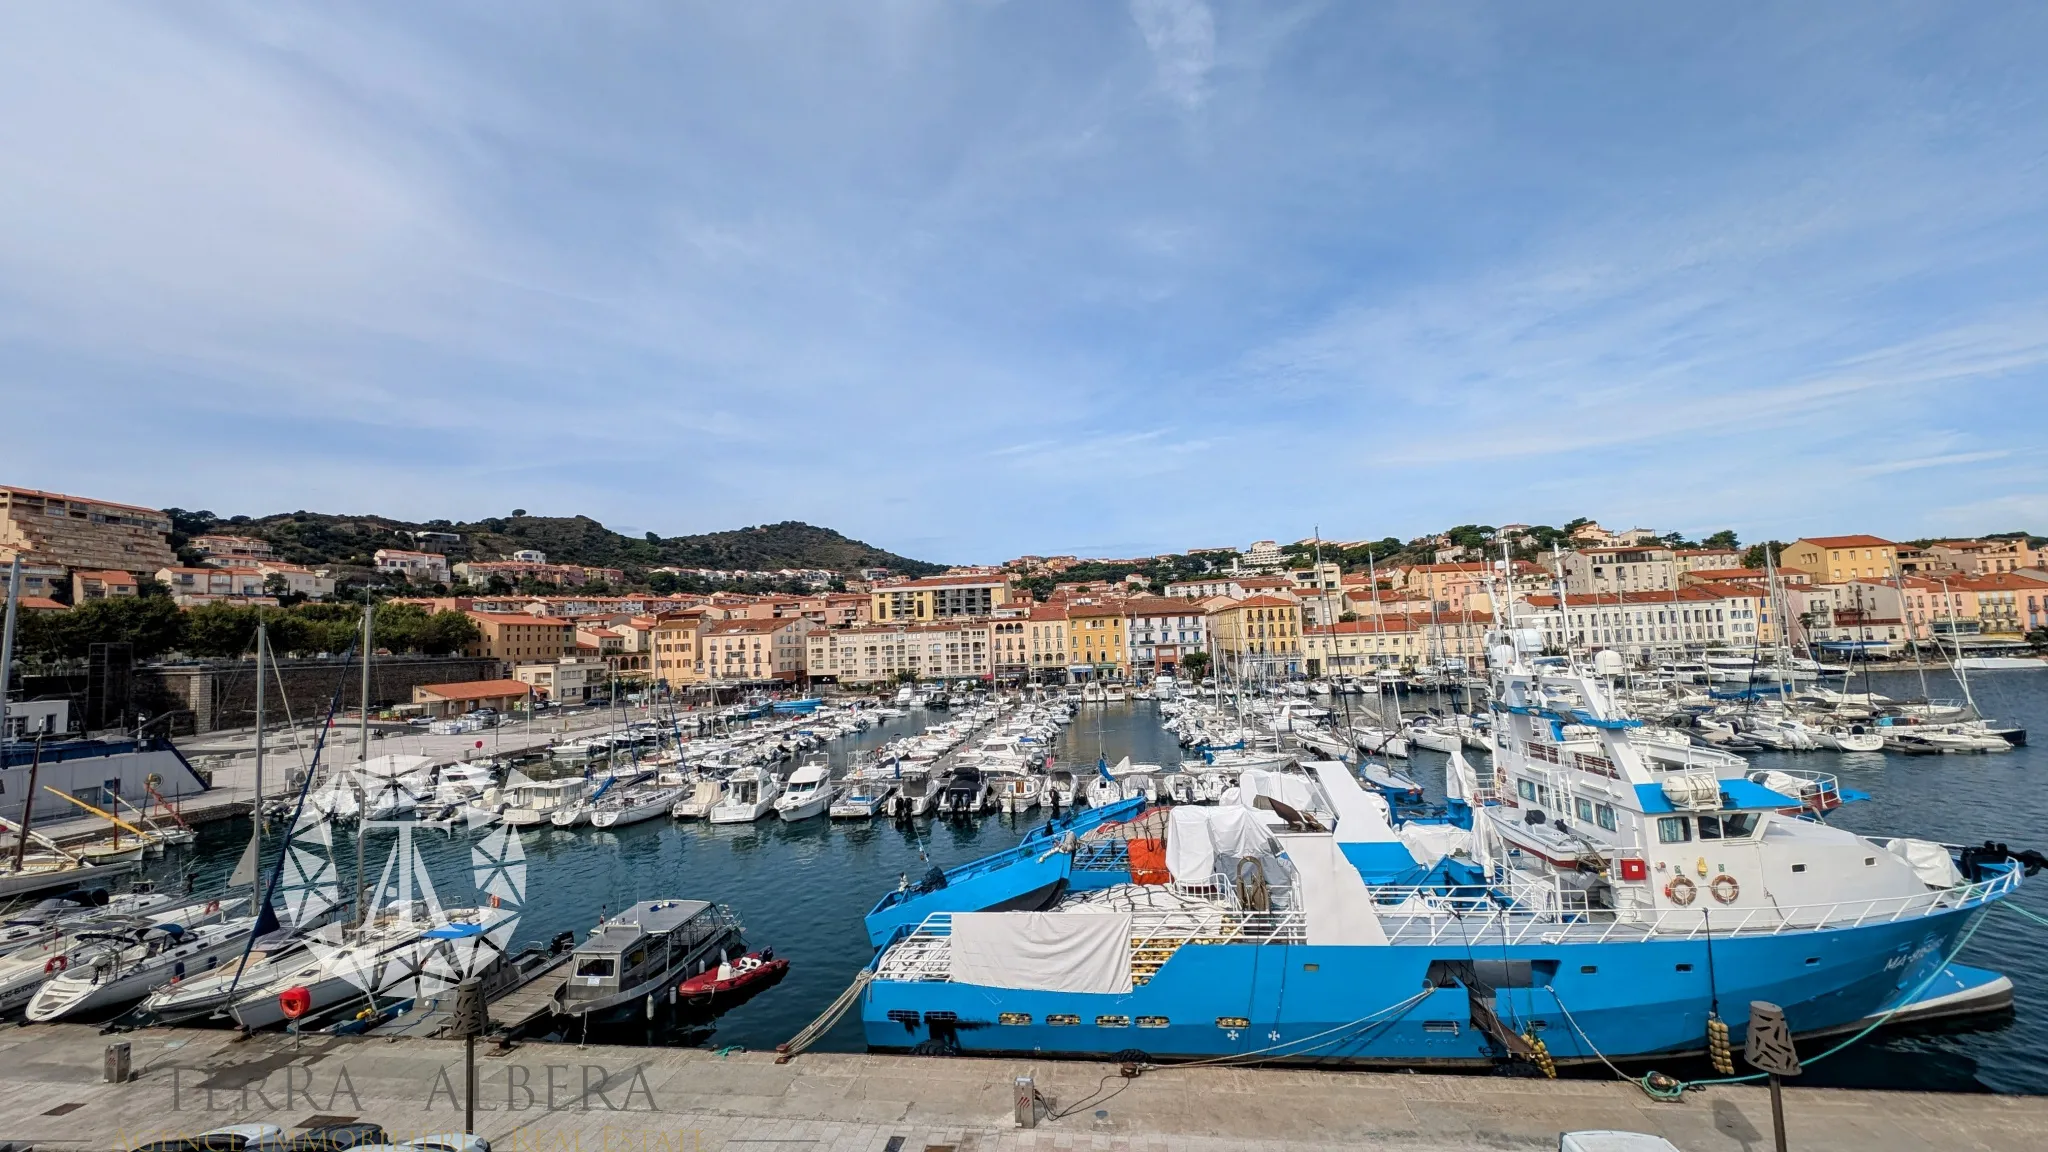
[354,601,373,929]
[0,555,19,752]
[253,621,266,857]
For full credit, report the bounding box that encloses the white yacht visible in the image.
[774,761,837,822]
[669,775,728,820]
[28,916,257,1022]
[708,766,781,824]
[886,768,938,818]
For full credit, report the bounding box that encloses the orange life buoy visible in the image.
[278,985,314,1020]
[1664,875,1698,906]
[1710,874,1740,905]
[45,954,67,974]
[205,899,221,914]
[489,893,501,908]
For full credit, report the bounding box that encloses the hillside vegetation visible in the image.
[162,510,945,582]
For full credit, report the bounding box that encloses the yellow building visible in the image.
[650,610,712,687]
[1779,536,1898,584]
[870,575,1010,621]
[1067,602,1128,676]
[1303,618,1422,674]
[1206,595,1302,676]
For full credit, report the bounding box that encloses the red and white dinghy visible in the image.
[677,948,787,1004]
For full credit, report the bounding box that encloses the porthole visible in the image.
[1047,1014,1080,1026]
[998,1013,1032,1026]
[1216,1016,1250,1029]
[1095,1015,1130,1028]
[1136,1016,1169,1028]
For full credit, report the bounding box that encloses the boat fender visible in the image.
[1664,876,1697,906]
[1709,874,1740,904]
[205,899,221,914]
[278,986,314,1020]
[44,954,66,974]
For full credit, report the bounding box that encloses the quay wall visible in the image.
[149,655,503,733]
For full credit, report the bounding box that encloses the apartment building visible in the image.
[1923,539,2044,576]
[72,569,140,601]
[1124,597,1209,676]
[190,535,277,564]
[153,565,276,607]
[513,656,612,703]
[253,562,336,599]
[1206,595,1302,676]
[869,575,1010,622]
[650,610,713,687]
[1519,585,1762,658]
[701,618,816,683]
[1550,548,1678,596]
[0,486,175,577]
[1067,602,1129,676]
[805,621,991,686]
[1779,536,1898,584]
[464,611,575,665]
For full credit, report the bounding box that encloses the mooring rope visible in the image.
[776,969,873,1062]
[1548,900,2002,1101]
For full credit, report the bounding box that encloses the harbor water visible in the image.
[164,669,2048,1093]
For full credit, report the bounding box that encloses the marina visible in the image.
[0,662,2033,1097]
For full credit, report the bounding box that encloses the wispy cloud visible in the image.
[1128,0,1216,110]
[3,3,2047,559]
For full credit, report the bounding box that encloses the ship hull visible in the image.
[863,905,1988,1065]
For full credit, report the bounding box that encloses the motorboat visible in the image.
[937,768,990,818]
[554,900,743,1025]
[708,767,781,824]
[886,768,937,819]
[0,897,237,1015]
[774,761,837,822]
[676,947,787,1008]
[1405,715,1462,754]
[498,777,589,828]
[830,780,893,819]
[1816,723,1884,753]
[1351,725,1411,759]
[989,770,1044,814]
[1045,767,1081,808]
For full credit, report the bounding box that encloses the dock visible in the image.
[485,953,574,1039]
[7,1024,2043,1152]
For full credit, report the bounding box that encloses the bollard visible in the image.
[1014,1075,1036,1128]
[104,1041,132,1084]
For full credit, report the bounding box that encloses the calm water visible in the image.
[162,673,2048,1093]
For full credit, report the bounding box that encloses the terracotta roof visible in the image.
[17,596,67,611]
[1223,595,1299,610]
[416,679,532,701]
[1121,597,1202,616]
[1798,535,1894,548]
[467,611,571,626]
[1066,603,1128,619]
[77,569,139,584]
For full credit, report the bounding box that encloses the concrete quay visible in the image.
[0,1025,2039,1152]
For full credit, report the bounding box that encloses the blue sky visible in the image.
[4,2,2046,564]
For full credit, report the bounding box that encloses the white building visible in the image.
[374,548,453,583]
[1550,547,1678,596]
[1125,597,1210,676]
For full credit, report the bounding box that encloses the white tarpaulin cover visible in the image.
[1396,823,1470,866]
[1166,805,1281,884]
[949,911,1135,994]
[1274,832,1387,945]
[1887,838,1963,889]
[1167,806,1218,883]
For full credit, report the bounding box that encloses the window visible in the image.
[575,957,616,978]
[1595,804,1616,832]
[1657,816,1691,843]
[1517,779,1537,802]
[1047,1013,1080,1026]
[1576,798,1594,824]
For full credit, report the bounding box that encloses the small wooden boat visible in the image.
[676,948,786,1006]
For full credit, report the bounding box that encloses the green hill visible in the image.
[163,509,946,583]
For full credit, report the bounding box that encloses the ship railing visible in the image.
[874,908,1309,984]
[1370,867,2018,946]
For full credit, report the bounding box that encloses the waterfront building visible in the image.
[701,617,817,683]
[650,610,713,687]
[1779,535,1898,583]
[0,485,175,579]
[1067,602,1130,677]
[805,621,991,685]
[1124,596,1209,677]
[1024,604,1072,680]
[1303,616,1423,673]
[1518,583,1761,659]
[1672,547,1744,573]
[513,655,612,702]
[1207,595,1302,676]
[373,548,453,583]
[463,611,575,666]
[870,574,1010,621]
[1164,577,1250,599]
[412,678,533,718]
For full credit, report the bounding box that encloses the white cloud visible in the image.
[1129,0,1216,110]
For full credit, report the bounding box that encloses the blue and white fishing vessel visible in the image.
[856,631,2036,1068]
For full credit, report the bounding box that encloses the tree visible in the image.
[1742,541,1786,570]
[1180,651,1212,681]
[645,531,661,544]
[1703,530,1740,551]
[263,573,307,607]
[184,603,262,658]
[511,509,527,517]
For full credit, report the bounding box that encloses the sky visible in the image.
[4,2,2047,565]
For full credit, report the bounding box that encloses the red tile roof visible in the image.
[417,679,532,701]
[1799,535,1894,548]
